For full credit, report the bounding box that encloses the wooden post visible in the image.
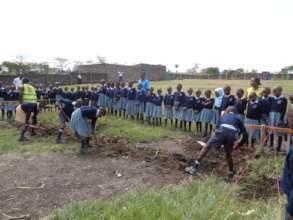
[248,128,253,148]
[260,125,266,152]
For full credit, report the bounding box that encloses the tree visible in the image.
[175,64,179,73]
[54,57,69,70]
[186,63,200,74]
[201,67,220,75]
[96,55,106,64]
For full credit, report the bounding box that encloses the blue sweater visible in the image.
[271,96,287,120]
[174,91,185,107]
[221,95,236,111]
[183,96,195,108]
[282,144,293,216]
[218,113,248,138]
[164,94,174,106]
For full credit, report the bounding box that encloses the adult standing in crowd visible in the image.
[18,78,38,141]
[281,98,293,220]
[13,74,23,91]
[246,76,263,98]
[138,72,149,92]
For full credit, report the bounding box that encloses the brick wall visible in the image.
[0,72,107,87]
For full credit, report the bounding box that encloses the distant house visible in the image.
[281,65,293,74]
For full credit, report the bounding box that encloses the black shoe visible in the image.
[228,171,235,180]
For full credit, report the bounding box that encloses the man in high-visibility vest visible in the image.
[18,78,38,141]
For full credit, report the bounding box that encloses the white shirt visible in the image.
[13,77,23,91]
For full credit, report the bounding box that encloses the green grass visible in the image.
[51,177,284,220]
[97,116,185,142]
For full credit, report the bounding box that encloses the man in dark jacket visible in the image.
[281,97,293,220]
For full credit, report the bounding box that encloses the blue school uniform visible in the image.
[4,91,19,111]
[145,93,155,117]
[120,87,128,111]
[0,88,7,109]
[163,94,174,119]
[173,91,185,120]
[126,88,137,116]
[90,90,99,107]
[136,89,146,114]
[245,100,262,140]
[70,106,100,137]
[97,85,106,107]
[200,97,214,124]
[221,95,236,111]
[152,94,163,118]
[59,99,74,123]
[193,96,203,122]
[269,96,287,136]
[113,87,122,111]
[182,95,194,122]
[234,98,247,123]
[105,87,114,108]
[260,96,273,125]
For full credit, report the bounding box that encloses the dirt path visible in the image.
[0,136,256,219]
[0,151,185,219]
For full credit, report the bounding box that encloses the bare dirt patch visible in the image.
[0,134,271,219]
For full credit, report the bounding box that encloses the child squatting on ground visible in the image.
[185,106,248,179]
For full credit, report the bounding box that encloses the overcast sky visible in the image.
[0,0,292,72]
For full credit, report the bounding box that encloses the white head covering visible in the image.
[214,88,224,108]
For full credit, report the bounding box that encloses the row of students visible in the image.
[0,84,20,120]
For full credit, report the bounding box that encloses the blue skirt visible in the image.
[245,118,260,140]
[126,100,136,116]
[120,97,127,110]
[213,109,221,125]
[97,93,106,107]
[152,105,162,117]
[0,97,4,109]
[69,108,91,137]
[194,110,201,122]
[145,102,154,117]
[106,97,114,108]
[200,108,213,123]
[164,107,173,119]
[174,107,184,120]
[4,105,16,111]
[182,108,193,122]
[136,102,145,114]
[269,111,283,136]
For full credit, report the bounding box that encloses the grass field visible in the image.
[0,79,291,219]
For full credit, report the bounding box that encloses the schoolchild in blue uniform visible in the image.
[97,80,106,107]
[185,106,248,179]
[69,105,106,154]
[0,84,7,120]
[152,89,163,126]
[269,86,288,152]
[214,88,224,126]
[246,92,262,146]
[56,98,83,143]
[90,87,99,107]
[69,88,75,101]
[53,83,64,104]
[234,88,247,123]
[126,82,137,119]
[200,89,215,137]
[136,83,146,122]
[194,90,203,134]
[182,88,195,131]
[120,82,128,119]
[163,87,174,126]
[173,83,185,129]
[145,87,155,125]
[74,86,83,101]
[106,83,115,115]
[113,82,122,116]
[5,85,19,119]
[221,86,236,113]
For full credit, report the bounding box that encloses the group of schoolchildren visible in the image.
[0,83,20,120]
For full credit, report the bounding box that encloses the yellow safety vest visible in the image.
[23,84,37,103]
